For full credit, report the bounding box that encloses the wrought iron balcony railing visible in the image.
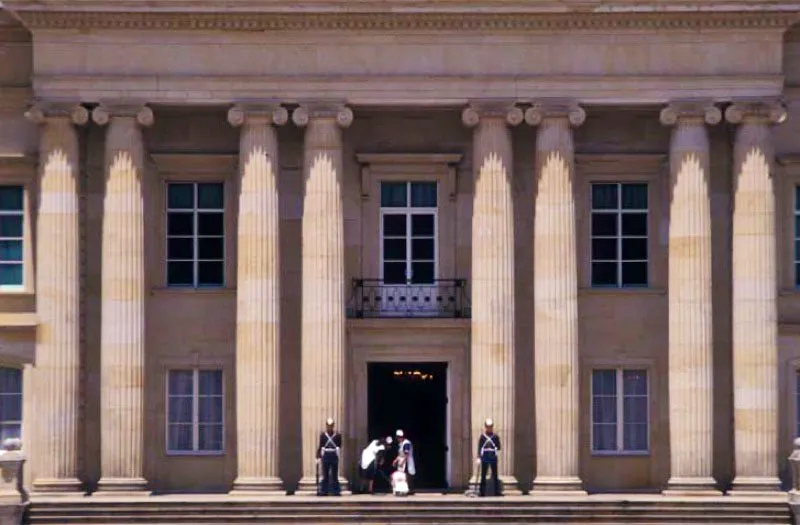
[349,279,470,319]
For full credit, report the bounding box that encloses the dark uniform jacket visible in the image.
[477,432,501,457]
[317,432,342,458]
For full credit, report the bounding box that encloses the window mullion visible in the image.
[617,369,624,452]
[193,369,199,452]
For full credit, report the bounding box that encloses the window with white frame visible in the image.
[380,182,437,284]
[166,183,224,288]
[0,187,24,288]
[590,183,648,287]
[167,369,224,453]
[591,368,648,454]
[0,367,22,441]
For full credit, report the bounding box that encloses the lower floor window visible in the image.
[0,367,21,441]
[167,369,224,453]
[592,368,648,454]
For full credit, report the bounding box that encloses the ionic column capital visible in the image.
[725,99,787,126]
[660,100,722,127]
[461,102,523,128]
[227,103,288,128]
[91,103,154,127]
[524,100,585,127]
[25,102,89,126]
[292,103,353,129]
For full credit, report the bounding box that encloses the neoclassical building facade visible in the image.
[0,0,799,497]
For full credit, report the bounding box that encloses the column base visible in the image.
[529,476,586,496]
[500,475,522,496]
[94,477,150,497]
[31,477,85,496]
[295,475,350,496]
[229,476,286,496]
[663,476,721,496]
[728,476,783,497]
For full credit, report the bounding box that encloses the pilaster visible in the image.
[526,101,586,495]
[92,103,153,495]
[725,99,786,496]
[660,101,722,495]
[26,102,88,495]
[462,102,522,494]
[228,103,288,495]
[293,103,353,495]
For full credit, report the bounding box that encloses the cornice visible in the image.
[8,10,800,32]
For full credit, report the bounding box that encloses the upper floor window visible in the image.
[0,187,24,288]
[796,370,800,437]
[794,187,800,287]
[0,367,22,441]
[166,183,224,288]
[380,182,437,284]
[167,369,224,454]
[591,368,648,454]
[590,183,648,288]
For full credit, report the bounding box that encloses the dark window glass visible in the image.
[198,238,224,260]
[0,187,23,212]
[198,213,223,236]
[621,214,647,236]
[592,239,616,261]
[412,239,434,260]
[167,261,193,286]
[383,262,406,284]
[410,182,437,208]
[199,370,223,396]
[168,238,194,260]
[0,241,21,262]
[411,262,434,284]
[380,182,407,207]
[592,184,617,210]
[622,370,647,396]
[383,215,406,236]
[593,369,616,396]
[0,265,22,287]
[197,183,224,209]
[168,213,194,236]
[796,185,800,211]
[621,184,647,209]
[591,214,616,236]
[795,215,800,238]
[198,261,224,286]
[0,216,22,238]
[383,239,406,260]
[168,184,194,209]
[621,238,647,260]
[796,263,800,287]
[621,262,648,287]
[411,214,435,236]
[198,424,223,452]
[169,370,194,396]
[591,262,616,287]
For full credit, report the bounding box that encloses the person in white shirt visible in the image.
[393,429,416,495]
[359,437,391,494]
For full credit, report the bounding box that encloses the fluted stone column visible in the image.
[660,101,722,495]
[726,100,786,495]
[526,102,586,495]
[228,104,288,495]
[26,103,88,494]
[293,104,353,494]
[462,103,522,494]
[92,104,153,494]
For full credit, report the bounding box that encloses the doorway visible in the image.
[367,362,448,491]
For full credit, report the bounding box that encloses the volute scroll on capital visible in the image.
[227,104,289,128]
[725,99,788,126]
[524,101,586,127]
[659,101,722,127]
[25,102,89,126]
[461,103,524,128]
[291,104,353,129]
[91,104,155,127]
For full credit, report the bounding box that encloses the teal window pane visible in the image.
[0,216,22,238]
[410,182,437,207]
[198,183,224,209]
[380,182,407,207]
[796,186,800,211]
[592,184,618,210]
[0,241,22,263]
[0,264,22,286]
[621,184,647,209]
[168,184,194,209]
[0,187,22,211]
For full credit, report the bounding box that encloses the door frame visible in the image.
[349,327,469,490]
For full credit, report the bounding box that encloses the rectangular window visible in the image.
[795,187,800,287]
[0,367,22,441]
[591,368,648,454]
[796,370,800,437]
[166,182,224,288]
[166,369,224,454]
[0,187,24,287]
[591,183,648,288]
[380,181,437,284]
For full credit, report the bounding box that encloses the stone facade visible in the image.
[0,0,799,497]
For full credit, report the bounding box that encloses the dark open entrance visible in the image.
[367,362,448,492]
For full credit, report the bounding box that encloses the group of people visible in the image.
[315,417,502,497]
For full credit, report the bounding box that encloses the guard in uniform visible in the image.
[477,418,501,497]
[316,417,342,496]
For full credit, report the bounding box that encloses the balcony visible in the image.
[348,279,470,319]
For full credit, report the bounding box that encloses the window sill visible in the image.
[151,287,235,296]
[580,287,665,296]
[165,450,225,457]
[590,450,650,457]
[0,288,33,297]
